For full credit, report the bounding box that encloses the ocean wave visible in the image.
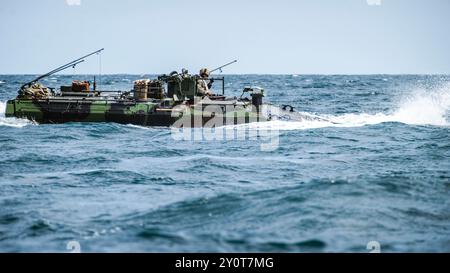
[0,117,33,128]
[230,84,450,131]
[329,85,450,127]
[0,101,5,115]
[0,101,33,128]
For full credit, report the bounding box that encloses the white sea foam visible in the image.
[0,101,7,116]
[0,117,32,128]
[0,101,33,128]
[126,124,152,130]
[231,84,450,131]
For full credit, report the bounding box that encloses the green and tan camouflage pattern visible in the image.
[5,97,268,127]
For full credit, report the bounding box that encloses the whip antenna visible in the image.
[97,50,102,90]
[19,48,104,91]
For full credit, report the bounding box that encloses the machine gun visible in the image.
[209,60,237,74]
[204,60,237,90]
[19,48,104,92]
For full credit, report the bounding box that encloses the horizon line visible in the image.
[1,73,450,76]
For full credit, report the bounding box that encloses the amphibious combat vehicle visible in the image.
[5,49,313,127]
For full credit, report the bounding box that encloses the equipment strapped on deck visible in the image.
[17,83,51,99]
[72,81,90,92]
[134,79,151,100]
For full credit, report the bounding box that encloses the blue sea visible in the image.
[0,74,449,253]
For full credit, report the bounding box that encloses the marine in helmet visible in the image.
[197,68,214,96]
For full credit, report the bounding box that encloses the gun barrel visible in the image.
[210,60,237,74]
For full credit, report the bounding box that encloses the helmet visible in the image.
[199,68,210,77]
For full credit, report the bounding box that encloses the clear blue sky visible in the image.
[0,0,449,74]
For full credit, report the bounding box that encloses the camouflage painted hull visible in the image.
[5,97,268,127]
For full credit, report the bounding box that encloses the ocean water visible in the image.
[0,74,449,253]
